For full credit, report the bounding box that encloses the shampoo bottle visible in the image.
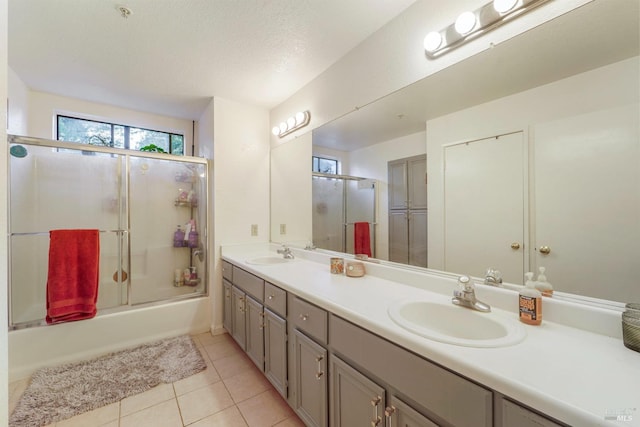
[519,272,542,325]
[534,266,554,297]
[188,219,199,248]
[173,225,185,247]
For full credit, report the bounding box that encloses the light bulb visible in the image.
[423,31,443,52]
[295,111,307,126]
[493,0,519,14]
[271,126,281,136]
[279,122,288,133]
[287,117,296,129]
[455,11,477,35]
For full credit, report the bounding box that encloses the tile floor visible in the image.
[8,332,305,427]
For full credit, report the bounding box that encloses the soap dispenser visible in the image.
[534,266,554,297]
[519,272,542,325]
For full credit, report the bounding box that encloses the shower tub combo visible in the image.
[7,135,211,380]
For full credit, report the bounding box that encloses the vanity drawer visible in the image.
[222,260,233,281]
[329,314,492,427]
[232,266,264,302]
[264,282,286,317]
[291,296,328,344]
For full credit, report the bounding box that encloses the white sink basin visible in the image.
[388,300,526,348]
[246,256,293,265]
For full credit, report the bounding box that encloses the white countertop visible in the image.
[221,243,640,427]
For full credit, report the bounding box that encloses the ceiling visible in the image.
[313,0,640,151]
[8,0,416,120]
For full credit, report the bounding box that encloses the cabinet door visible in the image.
[245,295,265,370]
[265,308,287,398]
[231,286,246,350]
[388,160,408,210]
[330,355,385,427]
[407,156,427,210]
[499,399,564,427]
[408,210,428,268]
[388,211,409,264]
[385,395,439,427]
[222,279,233,333]
[293,330,327,427]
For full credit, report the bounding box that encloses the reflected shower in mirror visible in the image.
[312,173,376,256]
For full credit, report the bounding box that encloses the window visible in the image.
[312,156,338,174]
[56,115,185,155]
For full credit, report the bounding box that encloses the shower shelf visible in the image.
[174,200,198,208]
[174,278,201,287]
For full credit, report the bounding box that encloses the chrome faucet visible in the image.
[277,245,295,259]
[452,275,491,312]
[484,268,503,287]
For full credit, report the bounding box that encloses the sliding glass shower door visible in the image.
[8,136,209,328]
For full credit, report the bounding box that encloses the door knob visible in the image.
[510,242,521,250]
[539,246,551,255]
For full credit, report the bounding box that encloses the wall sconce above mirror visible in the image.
[424,0,549,57]
[272,110,311,138]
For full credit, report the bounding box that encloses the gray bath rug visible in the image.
[9,335,207,427]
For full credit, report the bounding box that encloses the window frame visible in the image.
[312,156,339,174]
[56,114,185,155]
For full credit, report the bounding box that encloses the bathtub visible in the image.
[8,296,211,381]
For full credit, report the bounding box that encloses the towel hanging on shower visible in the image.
[46,229,100,324]
[354,222,372,257]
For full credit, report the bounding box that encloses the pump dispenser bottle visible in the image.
[519,272,542,325]
[534,266,554,297]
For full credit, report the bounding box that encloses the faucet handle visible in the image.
[458,275,474,292]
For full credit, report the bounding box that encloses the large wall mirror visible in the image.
[271,0,639,306]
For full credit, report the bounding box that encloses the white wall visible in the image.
[27,91,194,148]
[349,131,426,259]
[206,97,270,333]
[271,0,591,143]
[7,67,29,135]
[1,0,9,422]
[426,57,640,271]
[271,134,312,245]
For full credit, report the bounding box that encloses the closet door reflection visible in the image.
[444,133,525,283]
[533,104,640,302]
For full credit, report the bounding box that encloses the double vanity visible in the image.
[221,243,639,427]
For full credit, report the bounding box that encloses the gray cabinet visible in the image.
[385,395,439,427]
[329,314,492,427]
[293,329,328,427]
[231,286,246,350]
[222,279,233,333]
[388,155,427,267]
[265,308,288,397]
[330,355,385,427]
[497,397,565,427]
[245,295,265,370]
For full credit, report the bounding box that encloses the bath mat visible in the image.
[9,335,207,427]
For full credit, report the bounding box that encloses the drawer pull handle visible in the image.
[316,355,324,379]
[268,294,274,300]
[371,396,382,426]
[384,406,396,427]
[299,314,309,321]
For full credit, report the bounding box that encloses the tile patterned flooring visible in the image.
[8,332,305,427]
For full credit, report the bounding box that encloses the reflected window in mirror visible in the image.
[312,156,338,174]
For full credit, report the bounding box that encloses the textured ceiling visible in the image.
[8,0,416,119]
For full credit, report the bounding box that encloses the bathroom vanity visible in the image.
[221,244,640,427]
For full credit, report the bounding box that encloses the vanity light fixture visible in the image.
[272,110,311,138]
[424,0,548,57]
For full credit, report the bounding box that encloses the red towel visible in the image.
[46,229,100,324]
[354,222,372,257]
